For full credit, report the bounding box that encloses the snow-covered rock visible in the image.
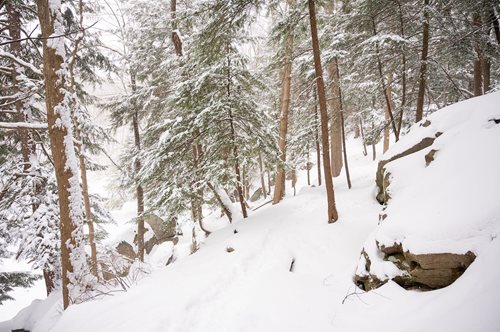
[356,92,500,291]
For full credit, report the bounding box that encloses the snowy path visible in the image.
[46,140,383,332]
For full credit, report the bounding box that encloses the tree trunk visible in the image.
[306,146,311,186]
[170,0,183,56]
[359,118,368,156]
[308,0,338,223]
[258,151,267,199]
[473,13,483,96]
[36,0,87,309]
[383,72,394,153]
[372,19,399,141]
[67,1,98,277]
[314,91,322,186]
[328,59,343,177]
[335,64,351,189]
[72,124,98,278]
[416,0,430,122]
[227,47,247,219]
[272,23,294,205]
[130,72,145,262]
[396,0,407,134]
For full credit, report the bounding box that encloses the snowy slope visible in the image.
[2,92,500,332]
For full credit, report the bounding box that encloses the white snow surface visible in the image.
[372,92,500,257]
[2,93,500,331]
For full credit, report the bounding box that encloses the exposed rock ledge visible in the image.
[355,242,476,291]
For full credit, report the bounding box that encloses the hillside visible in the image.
[2,92,500,332]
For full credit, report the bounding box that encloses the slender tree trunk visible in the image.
[308,0,338,223]
[383,72,394,153]
[227,47,247,218]
[131,71,145,261]
[291,169,297,196]
[272,24,294,204]
[336,66,351,189]
[328,59,343,177]
[416,0,430,122]
[372,19,399,141]
[267,170,272,196]
[314,91,322,186]
[36,0,87,309]
[207,182,232,223]
[306,146,311,186]
[359,118,368,156]
[473,13,483,96]
[67,0,98,278]
[258,151,267,199]
[396,0,407,134]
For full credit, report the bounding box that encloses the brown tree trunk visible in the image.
[308,0,338,223]
[170,0,183,56]
[416,0,430,122]
[67,0,98,278]
[306,146,311,186]
[328,58,343,177]
[335,64,351,189]
[360,118,368,156]
[131,71,145,261]
[372,19,399,141]
[396,0,407,134]
[72,110,99,278]
[383,72,394,153]
[314,93,322,186]
[36,0,86,309]
[272,24,294,205]
[258,151,267,199]
[227,47,247,218]
[473,13,483,96]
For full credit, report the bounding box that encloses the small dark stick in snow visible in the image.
[289,258,295,272]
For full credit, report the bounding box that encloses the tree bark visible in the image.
[383,72,394,153]
[372,19,399,141]
[473,13,483,97]
[226,47,247,218]
[36,0,86,309]
[272,23,294,204]
[416,0,430,122]
[67,0,98,278]
[258,151,267,199]
[131,72,145,262]
[314,92,322,186]
[334,60,351,188]
[360,118,368,156]
[328,59,343,177]
[308,0,338,223]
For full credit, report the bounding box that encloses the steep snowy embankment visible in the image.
[2,92,500,332]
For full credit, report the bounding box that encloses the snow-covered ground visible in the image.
[2,92,500,331]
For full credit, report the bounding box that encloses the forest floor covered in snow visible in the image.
[2,93,500,332]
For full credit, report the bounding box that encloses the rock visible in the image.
[250,187,263,202]
[116,241,136,260]
[404,251,475,270]
[355,242,476,291]
[425,149,438,166]
[226,247,235,253]
[376,136,437,204]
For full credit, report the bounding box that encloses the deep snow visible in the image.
[2,92,500,332]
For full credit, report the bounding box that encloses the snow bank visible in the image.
[358,91,500,286]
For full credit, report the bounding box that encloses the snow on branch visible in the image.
[0,51,43,76]
[0,121,48,130]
